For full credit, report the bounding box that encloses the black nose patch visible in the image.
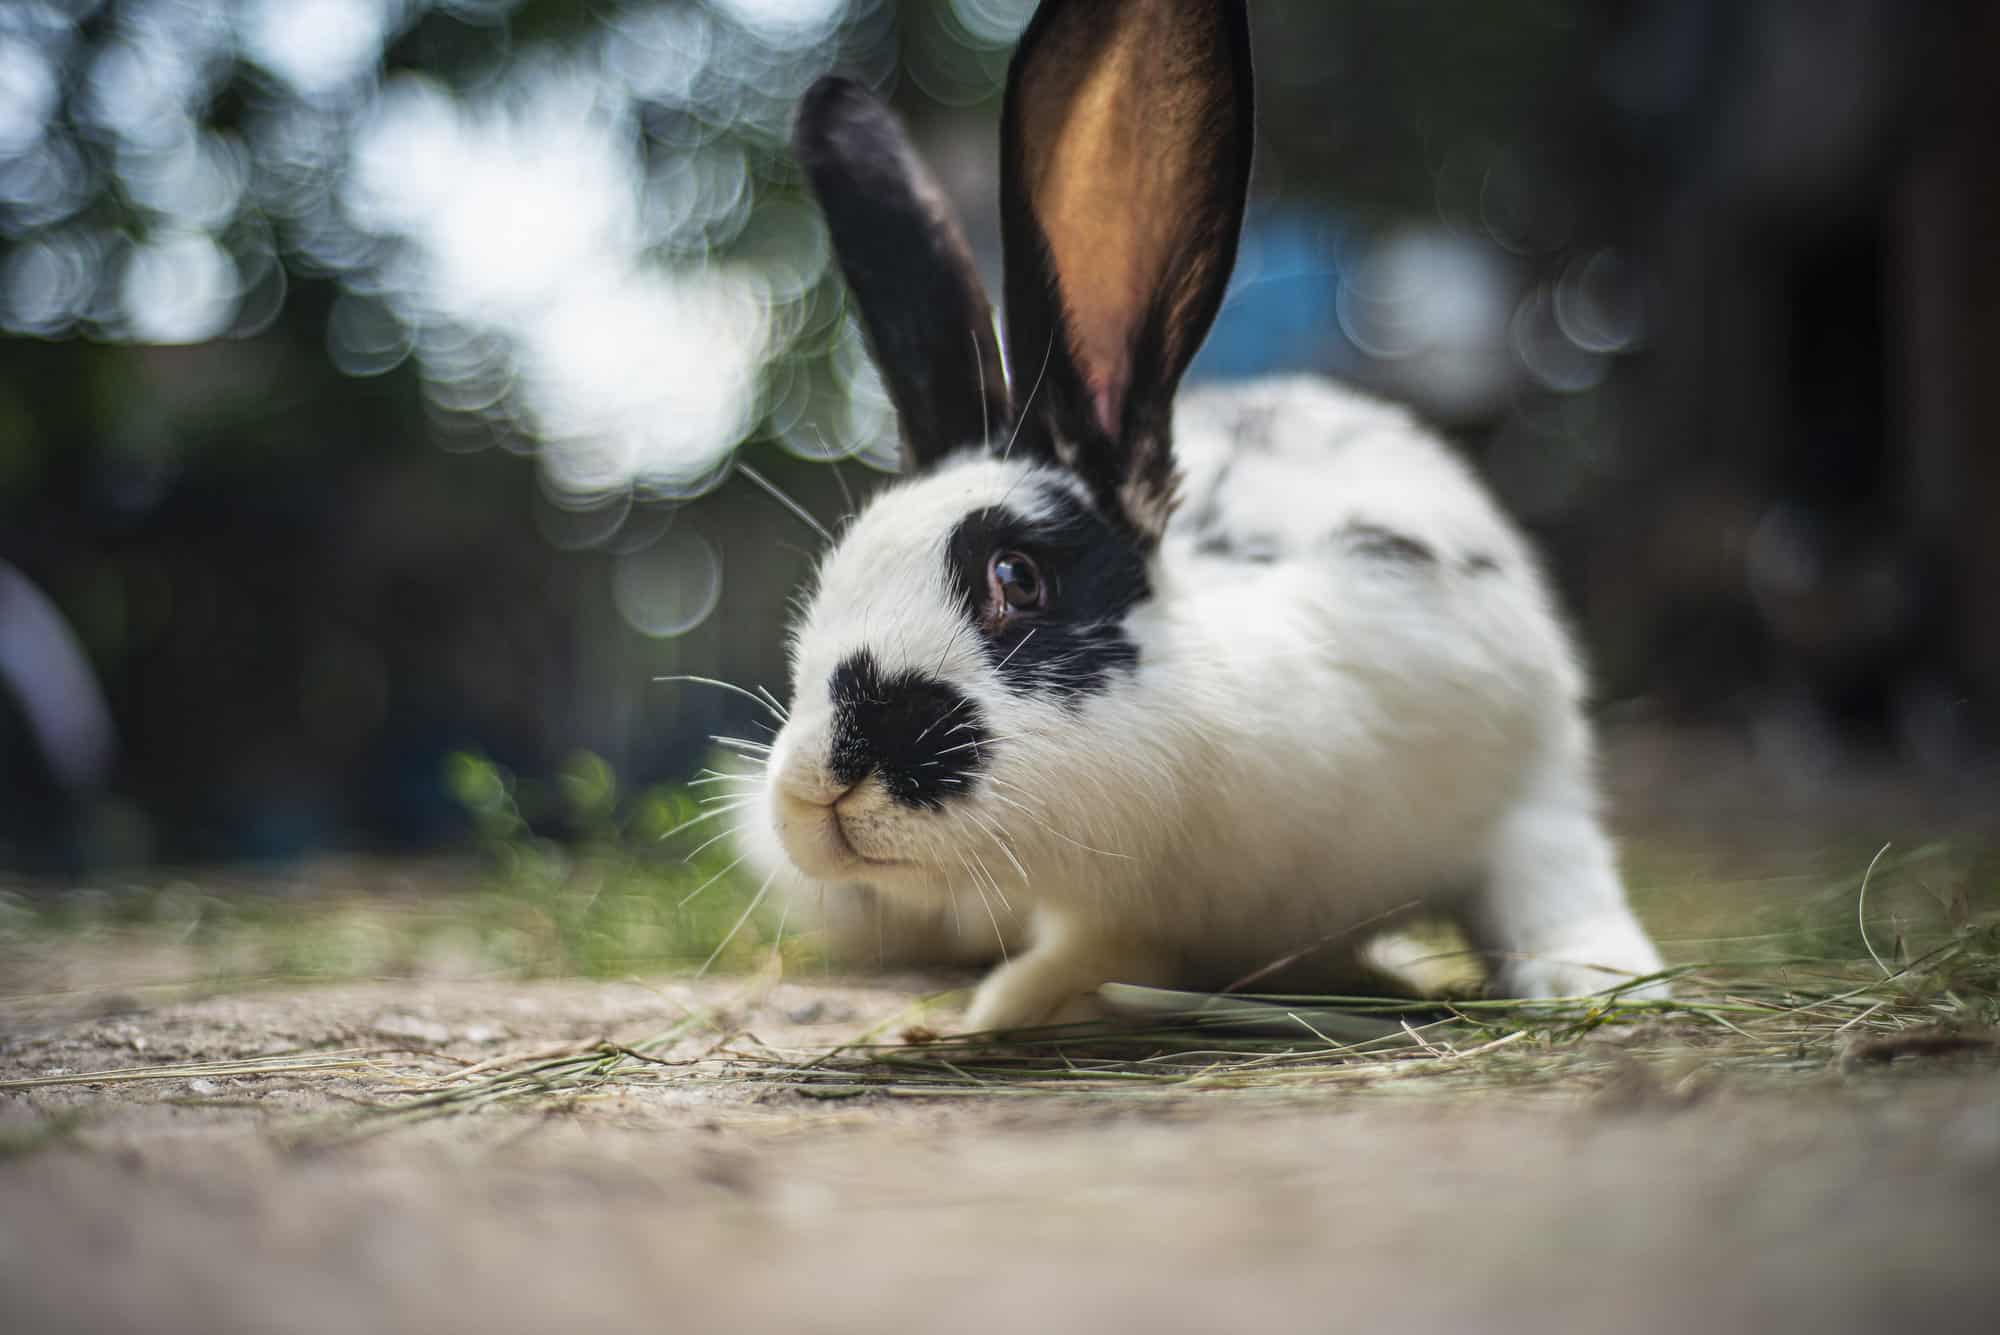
[827,651,988,809]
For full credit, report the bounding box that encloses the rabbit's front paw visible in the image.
[961,931,1169,1034]
[1488,937,1670,1002]
[962,976,1106,1034]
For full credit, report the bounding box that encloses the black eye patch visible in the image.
[944,485,1151,701]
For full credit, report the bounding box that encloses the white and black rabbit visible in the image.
[736,0,1667,1031]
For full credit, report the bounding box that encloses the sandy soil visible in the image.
[3,971,1997,1335]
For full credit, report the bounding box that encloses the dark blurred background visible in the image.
[1,0,1995,872]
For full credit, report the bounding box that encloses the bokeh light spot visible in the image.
[612,526,724,638]
[0,34,60,154]
[326,290,412,377]
[120,229,238,343]
[243,0,394,99]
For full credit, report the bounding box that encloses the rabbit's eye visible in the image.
[988,550,1045,613]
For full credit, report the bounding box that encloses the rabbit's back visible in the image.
[1114,375,1599,964]
[1168,374,1580,717]
[1169,376,1533,586]
[1152,373,1593,861]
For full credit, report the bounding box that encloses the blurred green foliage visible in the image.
[441,747,790,977]
[0,750,796,985]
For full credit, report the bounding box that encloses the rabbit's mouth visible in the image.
[772,776,912,879]
[825,806,883,868]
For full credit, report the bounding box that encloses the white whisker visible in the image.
[931,616,972,680]
[657,674,788,723]
[993,627,1038,673]
[677,855,745,908]
[696,866,780,976]
[735,459,834,547]
[913,692,973,746]
[767,891,794,971]
[655,800,752,842]
[974,326,992,446]
[1001,333,1056,461]
[966,842,1015,919]
[920,829,964,939]
[983,779,1134,860]
[956,850,1011,962]
[689,772,761,788]
[935,733,1024,758]
[962,808,1028,898]
[825,444,858,527]
[683,823,746,861]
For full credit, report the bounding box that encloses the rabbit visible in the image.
[734,0,1667,1032]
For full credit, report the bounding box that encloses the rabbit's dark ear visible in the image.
[794,77,1009,473]
[999,0,1253,542]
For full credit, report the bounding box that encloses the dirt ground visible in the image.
[5,727,1997,1333]
[3,969,1998,1335]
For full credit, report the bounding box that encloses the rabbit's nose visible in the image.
[776,763,858,809]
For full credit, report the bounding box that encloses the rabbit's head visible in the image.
[756,0,1252,900]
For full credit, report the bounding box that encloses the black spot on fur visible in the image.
[1230,403,1279,453]
[946,483,1150,701]
[827,651,987,810]
[1341,521,1436,566]
[1195,531,1279,564]
[1462,552,1501,575]
[1186,459,1234,536]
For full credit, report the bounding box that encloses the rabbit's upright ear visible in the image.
[999,0,1252,543]
[794,78,1010,473]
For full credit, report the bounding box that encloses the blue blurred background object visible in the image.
[2,0,1995,870]
[0,560,114,791]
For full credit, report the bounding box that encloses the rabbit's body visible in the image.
[745,0,1664,1030]
[1129,376,1605,980]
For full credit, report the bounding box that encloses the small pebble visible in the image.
[370,1013,452,1045]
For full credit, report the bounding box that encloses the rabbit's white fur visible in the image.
[742,376,1665,1031]
[751,2,1666,1030]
